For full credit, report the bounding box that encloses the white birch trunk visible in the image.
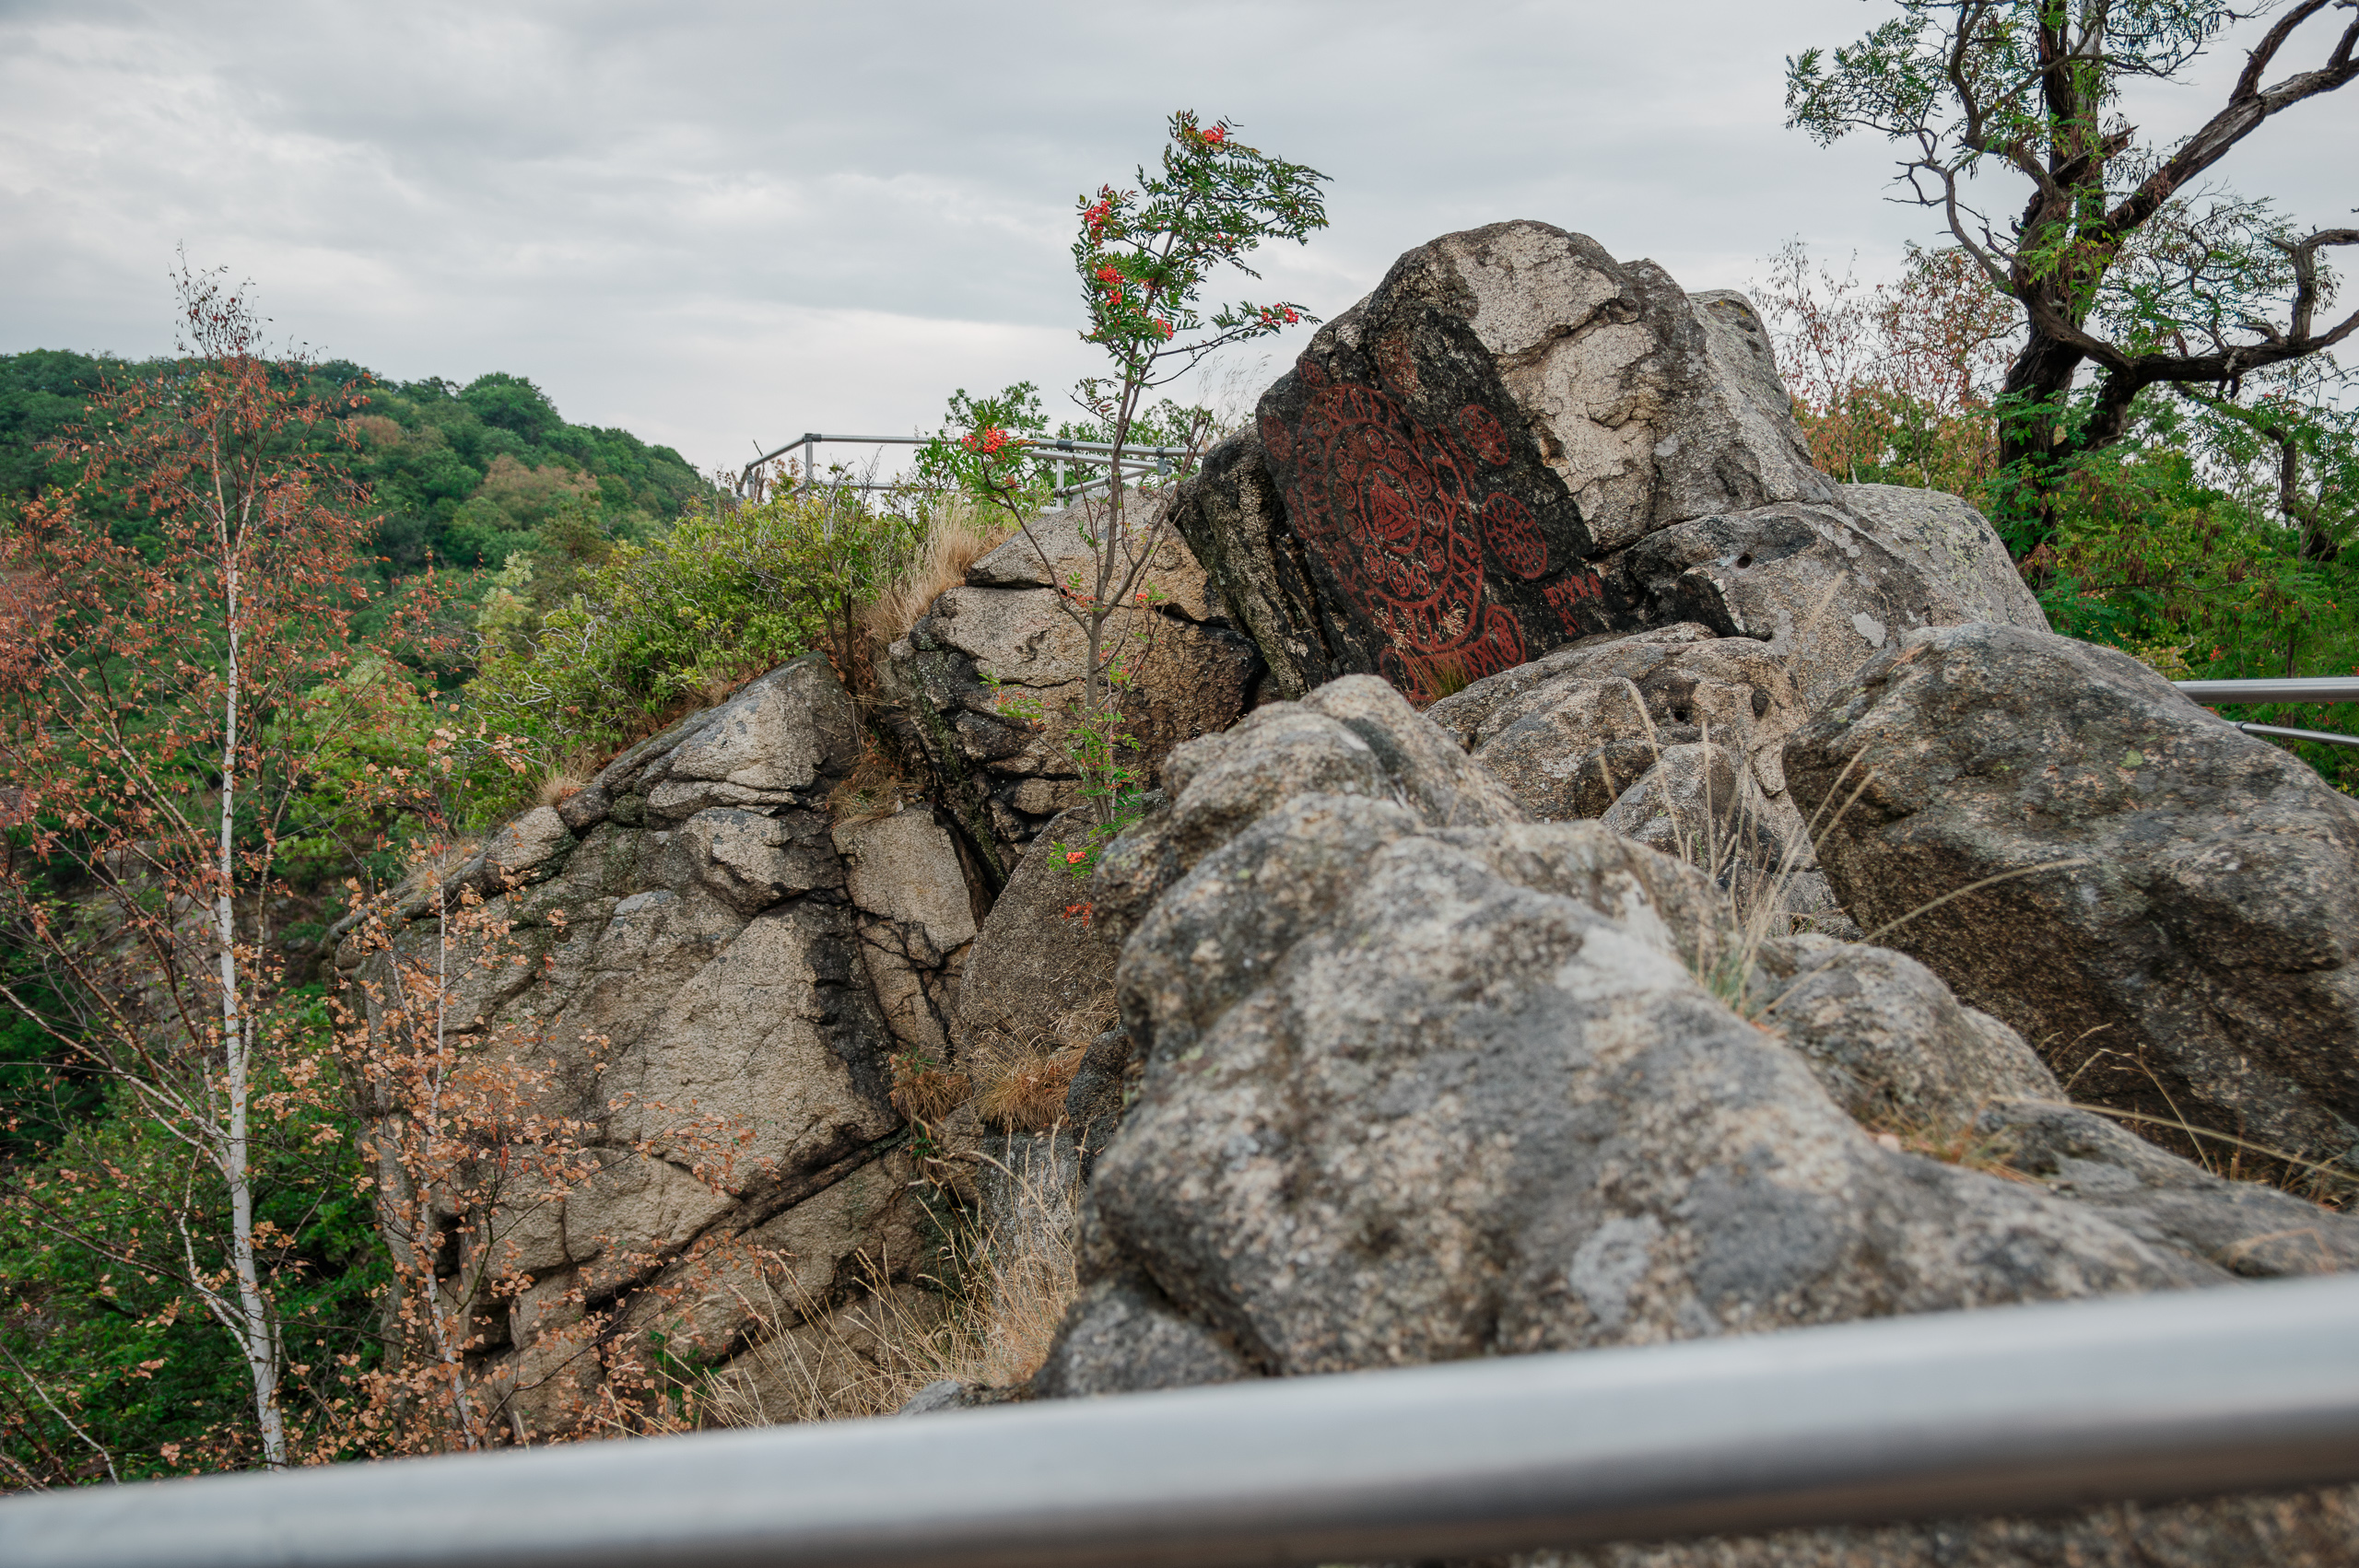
[215,510,286,1468]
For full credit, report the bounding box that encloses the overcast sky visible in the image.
[3,1,2351,476]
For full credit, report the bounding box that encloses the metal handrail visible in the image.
[6,1273,2357,1568]
[2229,721,2359,749]
[736,431,1199,497]
[2176,676,2359,704]
[2174,677,2359,748]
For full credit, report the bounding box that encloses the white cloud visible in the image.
[3,0,2350,470]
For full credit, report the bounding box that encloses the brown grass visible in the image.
[860,504,1009,652]
[962,993,1114,1133]
[535,770,587,808]
[1860,1107,2037,1183]
[976,1045,1087,1130]
[693,658,773,709]
[889,1053,973,1125]
[688,1141,1080,1423]
[1399,651,1476,709]
[826,734,916,824]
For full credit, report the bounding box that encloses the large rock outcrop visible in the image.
[1035,673,2359,1560]
[1787,620,2359,1167]
[878,503,1261,872]
[338,657,984,1436]
[1169,220,2041,708]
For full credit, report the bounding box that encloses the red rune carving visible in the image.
[1259,410,1294,464]
[1481,493,1548,579]
[1458,403,1510,466]
[1375,333,1421,397]
[1542,571,1608,634]
[1274,371,1529,685]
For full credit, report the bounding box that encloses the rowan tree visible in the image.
[956,112,1327,849]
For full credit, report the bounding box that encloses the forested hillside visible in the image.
[1,349,706,584]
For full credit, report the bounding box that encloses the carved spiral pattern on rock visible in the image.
[1279,370,1526,685]
[1458,403,1510,466]
[1481,493,1548,580]
[1258,410,1293,465]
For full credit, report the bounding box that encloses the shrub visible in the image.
[459,488,921,818]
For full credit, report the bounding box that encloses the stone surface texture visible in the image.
[1620,500,1999,710]
[1837,481,2049,631]
[1424,625,1840,928]
[878,498,1261,872]
[1170,221,2033,713]
[1249,226,1642,693]
[1786,621,2359,1165]
[337,657,980,1438]
[954,806,1125,1076]
[1045,673,2359,1562]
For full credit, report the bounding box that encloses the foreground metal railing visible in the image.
[6,1273,2357,1568]
[2177,676,2359,705]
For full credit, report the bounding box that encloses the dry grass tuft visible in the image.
[958,1144,1083,1387]
[860,504,1009,652]
[535,770,588,808]
[1860,1107,2036,1183]
[690,1141,1080,1424]
[976,1045,1087,1130]
[1399,651,1475,709]
[890,1052,973,1125]
[827,734,916,824]
[693,658,773,709]
[963,996,1113,1132]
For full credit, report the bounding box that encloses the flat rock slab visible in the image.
[956,807,1125,1072]
[1253,225,1647,693]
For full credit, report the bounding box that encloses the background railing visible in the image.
[735,432,1201,505]
[2174,676,2359,748]
[5,1272,2357,1568]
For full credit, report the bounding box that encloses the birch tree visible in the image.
[0,264,415,1468]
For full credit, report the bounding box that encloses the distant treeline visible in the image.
[0,349,709,579]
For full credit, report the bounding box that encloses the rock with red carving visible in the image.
[1168,220,2035,713]
[1246,227,1637,698]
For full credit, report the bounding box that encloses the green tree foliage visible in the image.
[2,995,384,1484]
[1785,1,2359,543]
[1765,239,2359,789]
[461,487,920,815]
[329,370,704,575]
[0,351,165,509]
[0,351,708,582]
